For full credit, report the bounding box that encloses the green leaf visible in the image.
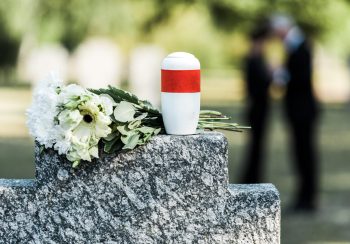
[72,161,80,168]
[141,133,153,143]
[90,86,161,115]
[121,131,138,145]
[117,125,130,135]
[110,114,118,123]
[103,136,119,153]
[122,133,140,150]
[137,126,155,134]
[128,120,141,130]
[134,113,148,121]
[39,145,45,155]
[113,101,135,122]
[104,131,119,141]
[200,110,223,116]
[154,128,161,135]
[104,138,124,154]
[112,140,124,153]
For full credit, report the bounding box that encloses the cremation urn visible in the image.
[161,52,200,135]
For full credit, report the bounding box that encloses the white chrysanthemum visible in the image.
[26,73,63,148]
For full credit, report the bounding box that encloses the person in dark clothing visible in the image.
[272,15,319,211]
[241,23,272,184]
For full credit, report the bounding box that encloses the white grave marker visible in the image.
[20,44,69,85]
[129,45,164,107]
[72,38,122,89]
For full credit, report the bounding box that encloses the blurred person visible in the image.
[241,22,272,184]
[271,15,319,212]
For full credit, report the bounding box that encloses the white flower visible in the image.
[54,130,72,155]
[58,84,87,108]
[26,73,63,148]
[55,86,115,166]
[57,109,83,130]
[27,76,116,167]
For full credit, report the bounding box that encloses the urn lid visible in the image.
[161,52,200,70]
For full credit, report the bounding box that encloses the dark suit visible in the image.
[242,54,271,183]
[285,40,319,208]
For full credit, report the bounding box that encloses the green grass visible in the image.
[0,137,34,178]
[1,103,350,243]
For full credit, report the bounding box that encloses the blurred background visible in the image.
[1,0,350,243]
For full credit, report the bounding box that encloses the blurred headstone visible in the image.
[19,44,69,85]
[72,38,122,89]
[129,45,164,107]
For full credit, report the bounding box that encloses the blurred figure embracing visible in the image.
[242,14,320,213]
[242,21,272,184]
[271,14,320,212]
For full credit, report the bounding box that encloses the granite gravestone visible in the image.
[0,132,280,243]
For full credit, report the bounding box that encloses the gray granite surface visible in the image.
[0,132,280,243]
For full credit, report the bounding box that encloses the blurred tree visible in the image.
[35,0,90,51]
[145,0,350,58]
[33,0,158,51]
[0,17,19,67]
[146,0,341,39]
[1,0,350,78]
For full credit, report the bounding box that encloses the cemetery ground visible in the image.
[1,88,350,243]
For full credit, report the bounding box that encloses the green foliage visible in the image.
[92,87,162,153]
[150,0,346,39]
[198,110,250,132]
[148,0,350,58]
[2,0,350,77]
[92,86,248,154]
[91,85,160,116]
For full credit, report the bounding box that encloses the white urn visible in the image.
[161,52,200,135]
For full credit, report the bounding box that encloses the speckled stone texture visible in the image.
[0,132,280,243]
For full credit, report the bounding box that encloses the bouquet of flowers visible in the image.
[27,75,248,167]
